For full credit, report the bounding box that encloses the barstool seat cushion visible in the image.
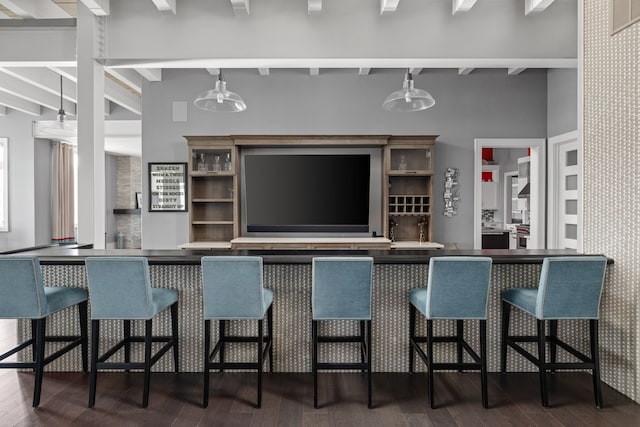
[43,286,89,317]
[501,288,537,317]
[150,288,179,318]
[408,288,428,317]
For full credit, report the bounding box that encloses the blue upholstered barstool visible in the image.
[312,257,374,409]
[409,256,492,409]
[201,256,273,408]
[501,256,607,408]
[85,257,179,408]
[0,256,88,407]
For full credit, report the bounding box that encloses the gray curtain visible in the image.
[51,141,75,244]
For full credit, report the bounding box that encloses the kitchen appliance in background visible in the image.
[516,224,530,249]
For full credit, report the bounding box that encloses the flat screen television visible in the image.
[241,148,382,235]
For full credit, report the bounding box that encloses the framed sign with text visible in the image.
[148,163,188,212]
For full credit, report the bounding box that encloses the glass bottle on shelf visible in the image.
[212,153,222,172]
[197,153,208,171]
[398,154,407,170]
[223,152,232,171]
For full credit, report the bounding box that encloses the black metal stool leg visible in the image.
[123,319,131,372]
[501,300,511,373]
[257,319,264,408]
[457,320,464,372]
[409,304,416,374]
[142,319,152,408]
[32,318,46,407]
[360,320,366,372]
[171,302,179,372]
[537,319,549,407]
[549,320,558,373]
[89,319,99,408]
[590,319,603,408]
[312,320,318,409]
[78,301,89,373]
[203,319,211,408]
[480,319,488,409]
[219,320,226,373]
[30,319,37,372]
[268,305,274,372]
[367,319,372,409]
[427,319,435,409]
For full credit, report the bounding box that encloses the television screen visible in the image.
[244,154,370,233]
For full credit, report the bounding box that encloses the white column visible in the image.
[76,2,106,248]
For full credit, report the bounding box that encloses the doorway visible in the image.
[474,138,546,250]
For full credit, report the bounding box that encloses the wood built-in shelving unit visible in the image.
[384,136,436,245]
[185,136,238,244]
[183,135,437,249]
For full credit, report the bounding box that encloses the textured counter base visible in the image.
[18,264,590,373]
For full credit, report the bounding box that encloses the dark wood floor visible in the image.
[2,316,640,427]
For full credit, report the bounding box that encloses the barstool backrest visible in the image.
[85,257,154,319]
[201,256,265,319]
[425,256,492,319]
[0,256,47,318]
[536,256,607,319]
[312,257,373,320]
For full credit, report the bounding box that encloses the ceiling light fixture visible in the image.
[36,75,76,141]
[194,70,247,112]
[55,75,69,129]
[382,69,435,112]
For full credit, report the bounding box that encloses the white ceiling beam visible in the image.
[409,67,423,75]
[104,99,111,116]
[524,0,555,15]
[0,106,5,115]
[0,92,41,116]
[79,0,110,16]
[206,68,220,76]
[0,11,10,18]
[308,0,321,14]
[508,67,526,75]
[134,68,162,82]
[104,78,142,115]
[152,0,176,14]
[106,68,143,94]
[358,68,371,76]
[50,67,141,115]
[230,0,249,15]
[257,68,269,76]
[0,67,76,101]
[458,67,474,75]
[452,0,478,15]
[380,0,400,15]
[0,0,70,18]
[0,70,75,114]
[309,68,319,76]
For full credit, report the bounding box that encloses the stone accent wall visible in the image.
[583,2,640,402]
[116,156,142,249]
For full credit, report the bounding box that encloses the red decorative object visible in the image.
[482,148,493,162]
[482,171,493,182]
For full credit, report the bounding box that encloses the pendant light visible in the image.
[382,69,435,112]
[35,75,76,141]
[55,75,68,128]
[194,70,247,112]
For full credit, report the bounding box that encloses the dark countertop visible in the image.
[13,247,613,266]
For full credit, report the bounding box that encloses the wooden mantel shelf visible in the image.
[113,208,141,214]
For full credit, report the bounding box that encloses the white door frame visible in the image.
[547,130,580,250]
[474,138,546,249]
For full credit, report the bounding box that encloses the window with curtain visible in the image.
[51,141,75,244]
[0,138,7,232]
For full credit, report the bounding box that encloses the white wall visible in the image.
[0,111,38,249]
[142,68,548,249]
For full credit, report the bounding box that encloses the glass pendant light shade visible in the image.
[194,71,247,112]
[36,75,77,141]
[382,70,435,112]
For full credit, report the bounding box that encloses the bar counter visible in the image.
[16,247,611,374]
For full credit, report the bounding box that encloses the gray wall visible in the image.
[142,68,548,249]
[547,68,578,137]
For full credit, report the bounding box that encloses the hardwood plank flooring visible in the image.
[0,371,637,426]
